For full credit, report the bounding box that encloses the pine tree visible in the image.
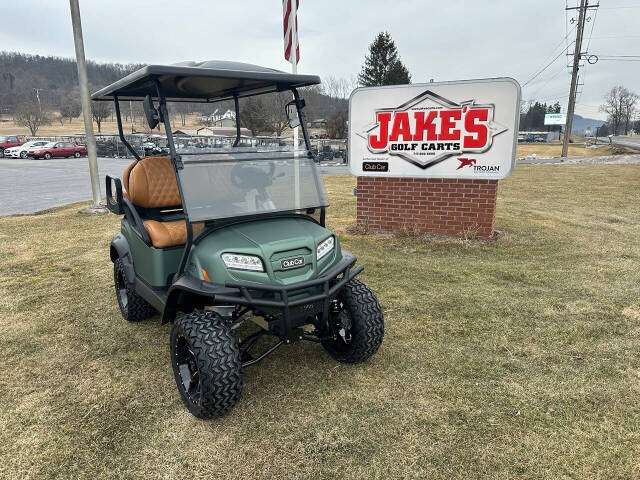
[358,32,411,87]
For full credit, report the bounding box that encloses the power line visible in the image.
[527,67,569,99]
[599,5,640,9]
[522,41,575,87]
[522,23,577,87]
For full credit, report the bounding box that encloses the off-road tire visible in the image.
[170,311,243,418]
[322,279,384,363]
[113,258,155,322]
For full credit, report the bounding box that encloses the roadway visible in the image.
[610,136,640,151]
[0,157,349,216]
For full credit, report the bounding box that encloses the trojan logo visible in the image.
[362,90,508,169]
[457,158,476,170]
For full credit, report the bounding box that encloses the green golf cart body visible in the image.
[93,61,384,418]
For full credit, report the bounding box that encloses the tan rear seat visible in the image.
[124,156,202,248]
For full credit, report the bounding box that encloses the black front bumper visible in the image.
[164,253,363,336]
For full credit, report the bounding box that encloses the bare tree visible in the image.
[240,97,269,135]
[14,99,49,135]
[170,102,192,127]
[600,86,638,135]
[622,91,638,135]
[263,92,290,136]
[326,112,347,139]
[322,75,358,99]
[91,100,111,133]
[60,96,81,124]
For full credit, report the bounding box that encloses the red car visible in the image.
[0,135,26,157]
[30,141,88,159]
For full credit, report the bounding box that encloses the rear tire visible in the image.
[322,279,384,363]
[113,258,155,322]
[0,148,4,158]
[170,311,243,418]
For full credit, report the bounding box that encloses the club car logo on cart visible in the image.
[280,255,305,270]
[364,90,509,170]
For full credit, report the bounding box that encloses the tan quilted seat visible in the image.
[125,156,181,208]
[123,156,202,248]
[142,220,204,248]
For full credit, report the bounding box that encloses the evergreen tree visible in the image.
[358,32,411,87]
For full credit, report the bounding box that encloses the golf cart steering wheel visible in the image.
[230,162,276,190]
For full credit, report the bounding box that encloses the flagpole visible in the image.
[291,0,300,210]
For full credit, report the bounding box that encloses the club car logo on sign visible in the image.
[365,90,507,169]
[349,79,521,179]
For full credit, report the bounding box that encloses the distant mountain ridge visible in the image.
[571,114,605,135]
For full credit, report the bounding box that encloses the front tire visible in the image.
[74,152,81,158]
[20,151,27,159]
[113,258,156,321]
[322,279,384,363]
[170,311,243,418]
[43,152,51,160]
[0,148,4,158]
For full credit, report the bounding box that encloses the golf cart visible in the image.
[92,61,384,418]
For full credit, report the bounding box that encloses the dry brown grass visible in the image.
[1,165,640,479]
[0,114,205,136]
[516,142,612,158]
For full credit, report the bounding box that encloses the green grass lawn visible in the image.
[0,164,639,479]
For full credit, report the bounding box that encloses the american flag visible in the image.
[282,0,299,65]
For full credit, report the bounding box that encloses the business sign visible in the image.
[544,113,566,125]
[348,78,521,179]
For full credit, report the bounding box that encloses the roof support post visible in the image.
[233,94,241,147]
[113,94,141,161]
[291,88,312,153]
[154,79,192,277]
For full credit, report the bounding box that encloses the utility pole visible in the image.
[33,88,42,114]
[69,0,103,210]
[562,0,590,157]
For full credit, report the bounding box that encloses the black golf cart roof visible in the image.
[91,60,321,102]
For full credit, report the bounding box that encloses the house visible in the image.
[309,118,327,129]
[200,109,237,127]
[196,126,252,137]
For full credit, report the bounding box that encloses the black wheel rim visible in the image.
[174,336,201,403]
[337,309,353,344]
[115,267,128,310]
[331,301,353,345]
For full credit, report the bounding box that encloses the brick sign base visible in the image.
[356,177,498,239]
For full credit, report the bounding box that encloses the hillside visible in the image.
[0,51,347,133]
[0,51,142,113]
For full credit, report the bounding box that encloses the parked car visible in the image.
[29,141,88,159]
[3,140,49,158]
[0,135,26,157]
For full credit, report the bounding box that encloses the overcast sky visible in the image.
[2,0,639,120]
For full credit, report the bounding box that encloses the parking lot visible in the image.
[0,158,349,216]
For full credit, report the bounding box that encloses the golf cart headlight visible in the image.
[221,253,264,272]
[316,236,335,260]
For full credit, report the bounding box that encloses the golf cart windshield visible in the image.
[176,146,327,222]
